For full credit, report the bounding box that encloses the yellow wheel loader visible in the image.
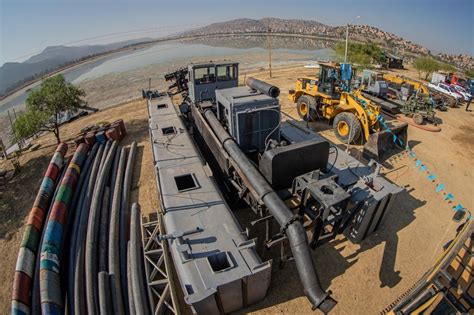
[288,62,408,161]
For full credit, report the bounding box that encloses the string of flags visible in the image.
[353,94,470,221]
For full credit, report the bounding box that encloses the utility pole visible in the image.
[267,27,272,78]
[344,16,361,63]
[344,24,349,62]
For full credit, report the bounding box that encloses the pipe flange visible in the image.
[280,214,303,234]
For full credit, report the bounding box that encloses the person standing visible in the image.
[466,95,472,112]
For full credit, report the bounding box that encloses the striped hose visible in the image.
[39,143,89,314]
[11,143,68,315]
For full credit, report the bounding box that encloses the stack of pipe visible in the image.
[39,143,89,313]
[74,119,127,146]
[65,140,136,314]
[11,121,147,315]
[11,143,68,314]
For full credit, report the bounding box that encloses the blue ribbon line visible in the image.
[350,93,469,217]
[436,184,445,193]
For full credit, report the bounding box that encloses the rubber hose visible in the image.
[108,146,126,315]
[120,141,137,311]
[99,186,111,271]
[73,144,105,315]
[98,271,112,315]
[85,141,118,315]
[65,142,99,314]
[130,203,150,315]
[127,242,137,315]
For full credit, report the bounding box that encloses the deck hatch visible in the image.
[162,126,177,135]
[174,173,199,192]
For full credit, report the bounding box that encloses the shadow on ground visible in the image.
[0,153,51,240]
[234,184,424,313]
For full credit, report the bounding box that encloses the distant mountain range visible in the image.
[0,38,152,96]
[1,17,472,97]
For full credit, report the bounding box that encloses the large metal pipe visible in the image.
[120,141,137,311]
[203,109,336,312]
[108,146,126,315]
[130,203,150,315]
[85,141,118,315]
[73,144,105,315]
[246,77,280,98]
[32,156,70,315]
[39,143,89,314]
[11,143,68,315]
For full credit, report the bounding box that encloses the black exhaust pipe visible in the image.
[203,109,336,313]
[246,77,280,98]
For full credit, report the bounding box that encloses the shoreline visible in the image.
[0,56,314,147]
[0,32,354,103]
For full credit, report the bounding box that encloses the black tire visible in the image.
[296,95,317,121]
[333,112,362,144]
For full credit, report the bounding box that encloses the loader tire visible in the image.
[333,112,362,144]
[297,95,317,121]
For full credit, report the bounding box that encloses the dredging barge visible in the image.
[147,61,403,313]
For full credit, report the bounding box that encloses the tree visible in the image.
[413,57,440,80]
[13,74,87,144]
[334,42,384,68]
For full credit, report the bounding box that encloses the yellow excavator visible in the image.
[382,73,453,109]
[382,73,430,94]
[288,62,408,161]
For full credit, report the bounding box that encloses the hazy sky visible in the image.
[1,0,473,64]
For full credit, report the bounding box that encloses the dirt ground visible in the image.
[0,64,472,314]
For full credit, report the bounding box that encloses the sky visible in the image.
[1,0,473,65]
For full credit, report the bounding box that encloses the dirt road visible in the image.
[0,64,472,314]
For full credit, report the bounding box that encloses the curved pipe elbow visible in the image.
[286,223,337,313]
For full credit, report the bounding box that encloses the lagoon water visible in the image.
[0,36,336,114]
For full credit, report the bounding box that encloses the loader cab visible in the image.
[317,63,353,99]
[361,69,388,98]
[188,62,239,103]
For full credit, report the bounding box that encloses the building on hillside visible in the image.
[384,52,404,69]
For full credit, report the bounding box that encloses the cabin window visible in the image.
[157,103,168,109]
[216,65,237,81]
[194,66,216,85]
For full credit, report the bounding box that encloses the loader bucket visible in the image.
[363,123,408,162]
